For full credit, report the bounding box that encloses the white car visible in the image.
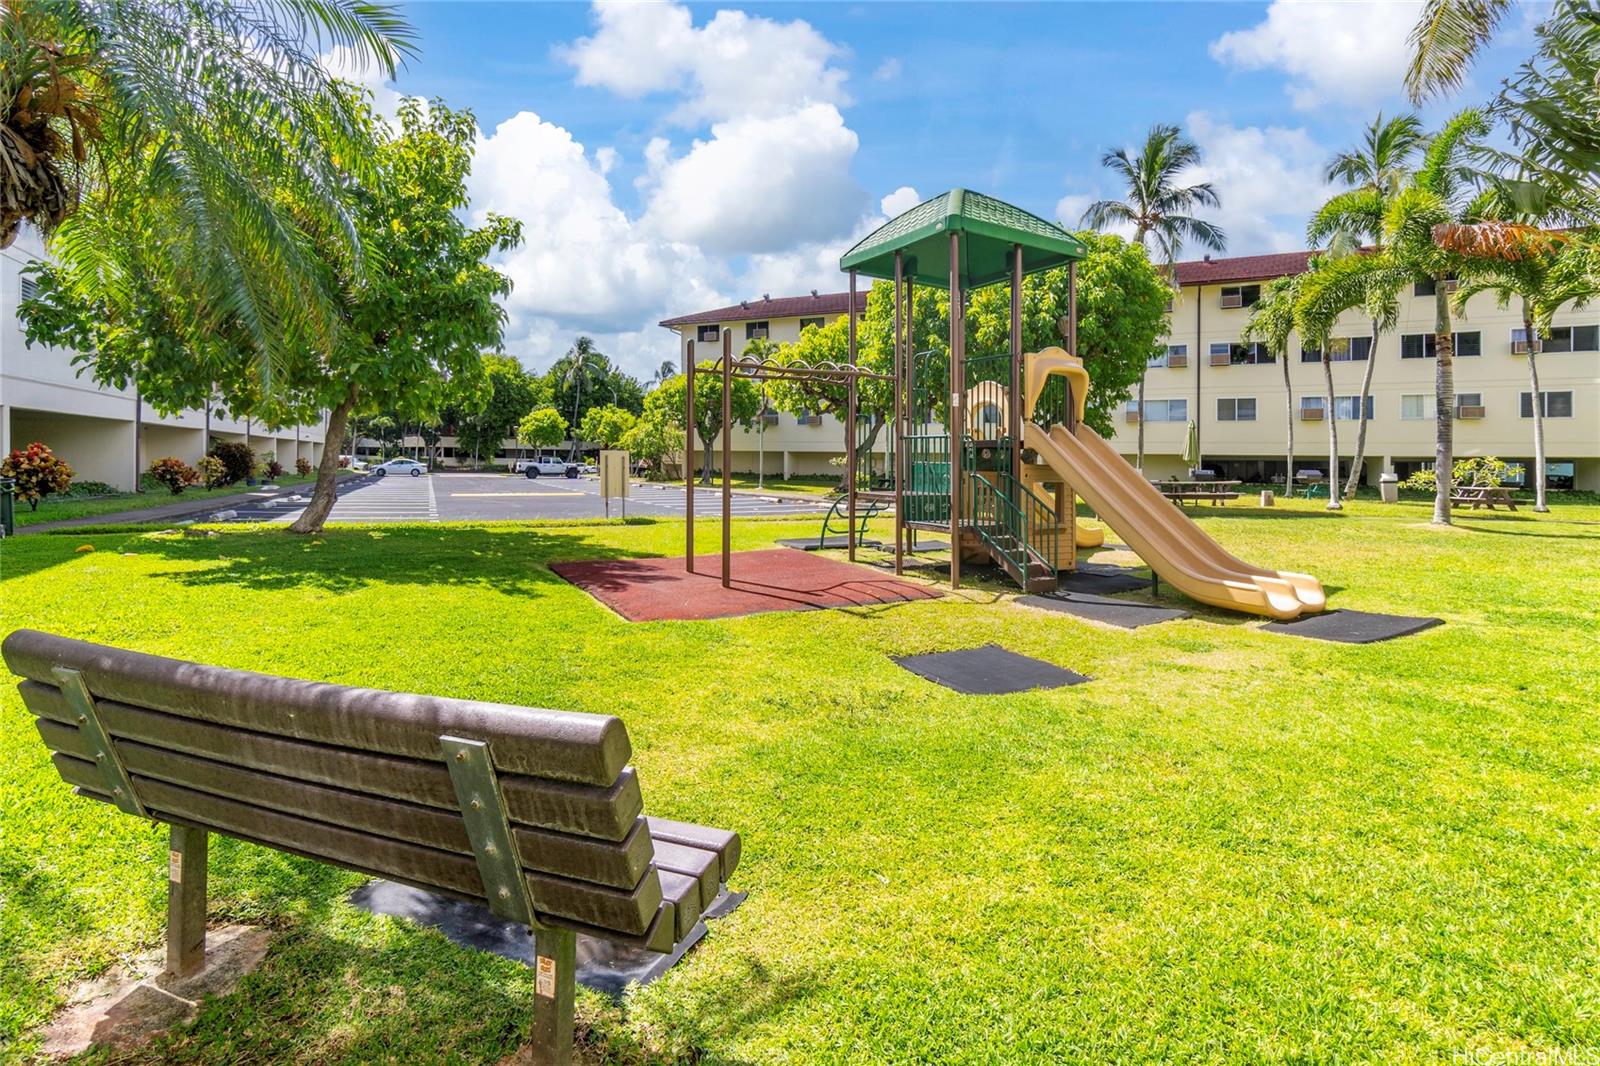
[520,456,579,479]
[372,458,427,478]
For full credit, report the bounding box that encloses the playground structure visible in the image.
[688,189,1325,620]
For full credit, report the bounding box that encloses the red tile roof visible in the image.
[659,290,868,329]
[1172,251,1314,287]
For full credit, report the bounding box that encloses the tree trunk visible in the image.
[1432,285,1455,525]
[1524,301,1549,512]
[289,384,358,535]
[1342,320,1380,499]
[701,437,715,486]
[1135,370,1146,472]
[1322,354,1341,511]
[1281,348,1294,498]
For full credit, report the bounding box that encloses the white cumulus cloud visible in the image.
[1182,111,1331,254]
[880,186,922,218]
[1209,0,1422,109]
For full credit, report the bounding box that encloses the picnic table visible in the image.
[1450,484,1519,510]
[1152,479,1242,506]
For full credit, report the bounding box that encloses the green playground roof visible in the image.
[839,188,1087,290]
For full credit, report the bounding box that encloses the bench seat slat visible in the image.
[646,817,741,882]
[53,755,664,937]
[656,870,706,942]
[650,839,721,912]
[6,630,629,785]
[26,688,642,841]
[37,724,655,889]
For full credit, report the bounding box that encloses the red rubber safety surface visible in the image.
[550,548,940,621]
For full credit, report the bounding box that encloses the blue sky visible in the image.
[350,1,1542,377]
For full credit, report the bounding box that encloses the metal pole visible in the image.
[905,276,915,554]
[949,231,963,590]
[893,252,904,575]
[1067,262,1078,354]
[529,926,576,1065]
[847,374,858,561]
[1010,242,1023,479]
[685,340,695,573]
[721,328,732,589]
[166,824,208,977]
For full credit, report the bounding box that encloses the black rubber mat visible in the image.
[1260,609,1444,644]
[350,880,745,998]
[775,536,882,551]
[892,643,1089,694]
[1058,562,1151,595]
[1018,591,1188,628]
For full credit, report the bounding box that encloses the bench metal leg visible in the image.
[529,926,577,1065]
[166,824,208,977]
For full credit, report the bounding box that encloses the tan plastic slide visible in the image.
[1022,421,1326,620]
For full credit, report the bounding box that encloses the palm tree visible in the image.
[1310,113,1424,500]
[561,336,606,460]
[1297,111,1491,525]
[1241,275,1302,498]
[1441,204,1600,512]
[1081,123,1226,471]
[1405,0,1513,101]
[651,359,676,389]
[1,0,414,377]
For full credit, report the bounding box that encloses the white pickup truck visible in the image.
[516,456,579,479]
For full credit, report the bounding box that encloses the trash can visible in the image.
[1379,472,1399,504]
[1259,490,1275,507]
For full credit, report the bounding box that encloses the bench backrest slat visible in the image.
[5,630,629,785]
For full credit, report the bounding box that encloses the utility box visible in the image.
[600,450,629,518]
[1379,472,1399,504]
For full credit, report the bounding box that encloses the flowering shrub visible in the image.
[266,459,284,479]
[208,441,254,484]
[196,455,227,488]
[149,456,201,495]
[1400,455,1523,491]
[295,457,313,476]
[1,443,74,510]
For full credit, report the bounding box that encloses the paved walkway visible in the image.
[13,483,320,535]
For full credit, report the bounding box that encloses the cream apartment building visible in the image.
[2,229,329,491]
[1124,251,1600,490]
[659,290,884,478]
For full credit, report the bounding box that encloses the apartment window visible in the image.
[1128,398,1188,422]
[696,325,720,343]
[1413,276,1458,297]
[745,321,770,340]
[1400,394,1437,420]
[1219,284,1261,309]
[1216,397,1257,422]
[1301,336,1373,363]
[1455,392,1485,418]
[1521,391,1574,418]
[1333,395,1375,420]
[18,275,38,302]
[1300,396,1325,419]
[796,409,822,426]
[1165,344,1188,368]
[1401,331,1479,359]
[1210,341,1274,366]
[799,317,825,332]
[1147,347,1169,369]
[1514,324,1599,353]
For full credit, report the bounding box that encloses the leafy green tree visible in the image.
[1491,4,1600,213]
[620,408,682,478]
[967,231,1171,437]
[548,337,607,458]
[517,407,568,451]
[455,354,535,468]
[1308,113,1423,498]
[645,369,761,484]
[578,405,638,450]
[364,415,400,459]
[2,0,414,374]
[1081,123,1225,468]
[22,93,522,534]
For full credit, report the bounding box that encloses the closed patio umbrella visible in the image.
[1181,419,1200,469]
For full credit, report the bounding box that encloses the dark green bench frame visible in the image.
[3,630,740,1065]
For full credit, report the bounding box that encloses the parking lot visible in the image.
[216,472,834,524]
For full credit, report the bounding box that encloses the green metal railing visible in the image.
[964,469,1058,588]
[904,432,951,524]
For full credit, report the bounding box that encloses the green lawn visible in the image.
[13,472,324,528]
[1,498,1597,1063]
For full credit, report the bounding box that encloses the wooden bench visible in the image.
[1450,485,1519,511]
[2,629,739,1066]
[1152,480,1242,506]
